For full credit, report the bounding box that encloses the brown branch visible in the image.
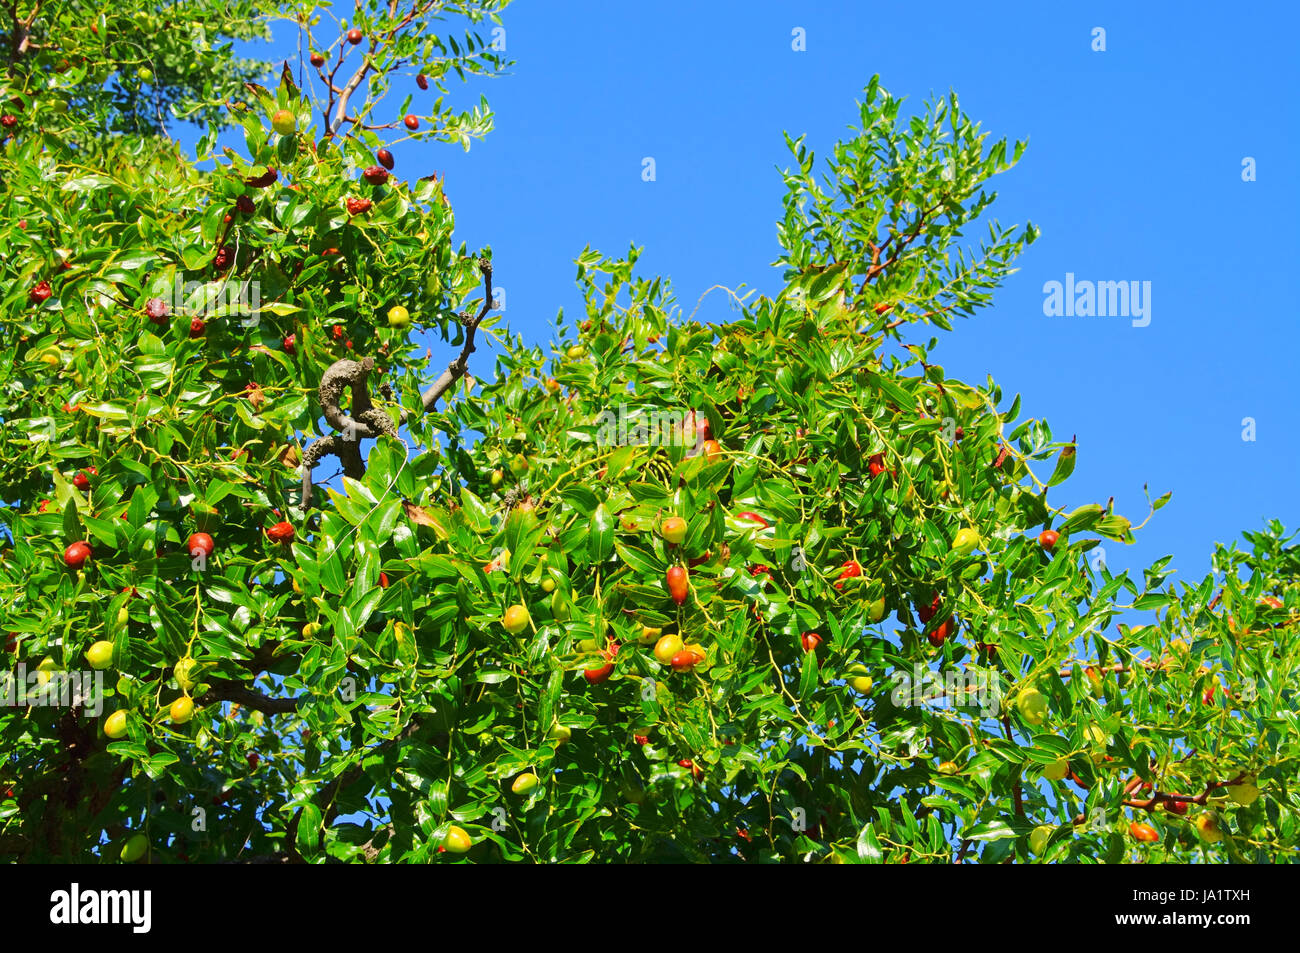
[199,678,301,715]
[297,258,493,510]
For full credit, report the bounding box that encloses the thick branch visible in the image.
[200,678,301,714]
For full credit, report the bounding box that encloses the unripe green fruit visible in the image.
[847,663,873,695]
[116,606,129,626]
[1227,782,1260,806]
[443,825,472,853]
[85,640,114,670]
[1043,757,1069,781]
[508,453,530,476]
[951,527,980,556]
[271,109,296,136]
[120,833,148,863]
[1017,688,1048,726]
[1028,824,1054,855]
[169,696,194,724]
[566,344,586,359]
[502,604,530,635]
[866,596,886,623]
[174,657,199,691]
[387,305,411,328]
[136,67,153,82]
[104,710,128,739]
[511,772,539,795]
[489,469,504,487]
[541,577,556,593]
[550,591,570,620]
[547,724,572,746]
[661,516,687,545]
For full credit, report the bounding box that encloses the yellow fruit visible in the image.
[502,604,530,635]
[116,606,130,626]
[951,527,980,556]
[639,626,662,645]
[443,825,472,853]
[120,834,148,863]
[169,696,195,725]
[566,344,586,359]
[85,640,115,670]
[937,761,959,776]
[387,305,411,328]
[511,772,539,795]
[271,109,296,135]
[104,710,128,739]
[1043,757,1069,781]
[547,723,572,746]
[1028,824,1054,855]
[1195,813,1222,844]
[847,664,873,695]
[541,577,556,593]
[1226,783,1260,807]
[173,657,199,690]
[661,516,687,544]
[1017,688,1048,726]
[1083,724,1109,763]
[866,596,886,623]
[508,453,530,476]
[490,469,504,487]
[653,634,684,665]
[302,622,320,638]
[36,657,60,686]
[292,578,302,595]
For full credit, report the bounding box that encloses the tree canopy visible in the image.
[0,0,1295,864]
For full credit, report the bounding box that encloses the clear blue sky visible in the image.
[247,0,1299,591]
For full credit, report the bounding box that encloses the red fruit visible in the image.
[584,662,614,684]
[666,566,689,606]
[188,318,206,338]
[927,617,954,647]
[1038,529,1059,551]
[874,302,893,315]
[0,114,16,129]
[670,649,702,672]
[187,533,215,558]
[416,73,429,90]
[376,148,394,170]
[1166,799,1189,816]
[1261,596,1283,609]
[213,245,233,270]
[244,168,277,189]
[800,631,823,653]
[72,469,93,491]
[236,195,255,215]
[347,28,363,45]
[362,166,389,185]
[37,499,53,513]
[1202,686,1215,705]
[735,511,769,529]
[403,114,419,130]
[677,759,703,780]
[310,51,326,67]
[345,196,372,215]
[266,521,295,544]
[379,572,390,588]
[63,541,92,569]
[246,752,259,770]
[222,213,233,224]
[1129,822,1159,843]
[917,593,941,624]
[834,560,862,590]
[282,333,296,354]
[29,280,52,304]
[633,734,650,746]
[4,633,19,653]
[747,564,770,577]
[145,297,169,323]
